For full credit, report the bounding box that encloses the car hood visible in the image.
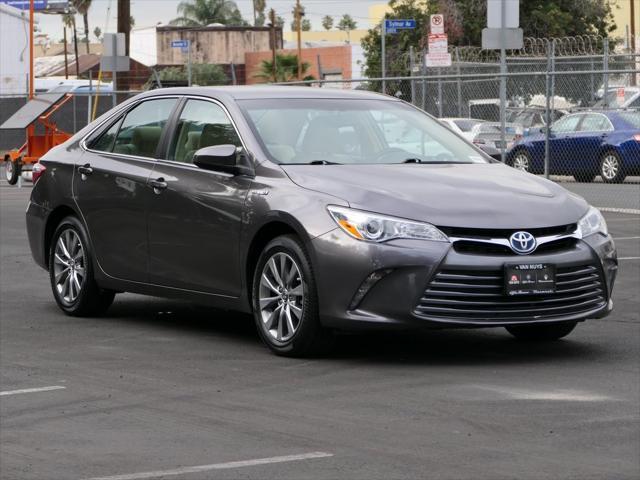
[281,163,589,229]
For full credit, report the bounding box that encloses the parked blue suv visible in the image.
[507,110,640,183]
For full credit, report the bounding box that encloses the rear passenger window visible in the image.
[93,98,177,158]
[168,100,242,164]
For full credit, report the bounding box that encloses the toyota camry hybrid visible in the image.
[25,87,618,356]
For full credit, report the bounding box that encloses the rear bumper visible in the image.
[312,229,617,331]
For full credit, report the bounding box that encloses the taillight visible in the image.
[634,134,640,142]
[32,162,46,183]
[473,139,486,145]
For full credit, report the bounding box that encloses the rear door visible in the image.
[76,97,178,282]
[549,113,583,174]
[146,97,252,296]
[575,113,614,171]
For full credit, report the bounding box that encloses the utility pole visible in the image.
[63,26,69,79]
[295,0,303,80]
[269,8,277,82]
[117,0,130,93]
[29,0,34,99]
[72,17,80,77]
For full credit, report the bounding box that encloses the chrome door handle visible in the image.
[149,178,168,194]
[78,164,93,176]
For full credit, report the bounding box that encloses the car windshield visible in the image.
[618,111,640,129]
[453,119,482,132]
[238,98,490,165]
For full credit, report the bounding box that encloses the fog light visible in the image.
[348,269,393,310]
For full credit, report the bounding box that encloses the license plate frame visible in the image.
[505,263,556,296]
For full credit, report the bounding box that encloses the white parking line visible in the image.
[618,256,640,260]
[83,452,334,480]
[0,386,66,396]
[473,385,613,402]
[613,236,640,240]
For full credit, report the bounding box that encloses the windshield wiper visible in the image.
[286,160,342,165]
[402,158,467,164]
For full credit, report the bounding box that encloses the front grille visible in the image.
[439,224,576,239]
[414,264,606,322]
[453,237,578,256]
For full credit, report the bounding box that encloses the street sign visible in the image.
[0,0,69,11]
[428,33,448,54]
[481,28,523,50]
[430,14,444,34]
[487,0,519,28]
[171,39,189,48]
[425,52,452,68]
[384,19,416,32]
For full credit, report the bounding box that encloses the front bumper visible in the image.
[312,229,617,330]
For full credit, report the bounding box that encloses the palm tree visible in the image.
[170,0,246,26]
[62,13,80,76]
[255,53,313,83]
[72,0,92,54]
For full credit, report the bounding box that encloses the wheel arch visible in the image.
[43,204,81,269]
[244,213,314,309]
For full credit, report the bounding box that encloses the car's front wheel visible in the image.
[510,150,531,172]
[505,321,577,341]
[252,235,332,357]
[600,151,626,183]
[49,216,115,316]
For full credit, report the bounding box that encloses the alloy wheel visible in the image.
[258,252,304,342]
[601,154,619,181]
[512,154,530,172]
[53,228,86,304]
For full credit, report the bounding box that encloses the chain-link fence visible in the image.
[2,36,639,212]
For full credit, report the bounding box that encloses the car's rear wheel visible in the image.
[4,158,20,185]
[600,151,626,183]
[252,235,333,357]
[505,321,577,341]
[49,216,115,316]
[573,172,595,183]
[510,150,531,172]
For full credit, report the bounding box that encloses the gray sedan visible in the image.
[26,87,618,356]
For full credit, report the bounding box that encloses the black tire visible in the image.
[573,172,595,183]
[251,234,333,357]
[4,158,21,185]
[508,150,531,173]
[505,321,577,342]
[600,151,626,184]
[49,215,115,316]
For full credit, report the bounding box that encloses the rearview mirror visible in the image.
[193,145,244,175]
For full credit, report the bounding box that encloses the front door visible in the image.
[146,98,252,296]
[74,97,178,282]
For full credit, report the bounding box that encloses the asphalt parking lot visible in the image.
[1,184,638,480]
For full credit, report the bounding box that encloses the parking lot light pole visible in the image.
[499,0,506,164]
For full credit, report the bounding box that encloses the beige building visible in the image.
[156,25,283,66]
[609,0,638,40]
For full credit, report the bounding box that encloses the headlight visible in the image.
[577,206,608,238]
[327,205,449,243]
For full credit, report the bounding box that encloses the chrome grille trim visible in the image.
[415,264,606,322]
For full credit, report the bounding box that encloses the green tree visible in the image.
[72,0,91,54]
[337,14,357,43]
[322,15,333,31]
[302,18,312,31]
[150,64,228,87]
[291,4,307,31]
[170,0,246,26]
[255,53,313,82]
[253,0,266,27]
[93,26,101,42]
[275,15,285,28]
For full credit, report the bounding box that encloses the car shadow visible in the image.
[87,294,609,367]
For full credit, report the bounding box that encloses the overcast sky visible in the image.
[34,0,382,41]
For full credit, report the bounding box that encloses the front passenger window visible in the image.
[169,100,242,164]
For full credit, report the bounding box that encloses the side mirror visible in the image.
[193,144,252,176]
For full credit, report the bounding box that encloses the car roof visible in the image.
[138,85,398,102]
